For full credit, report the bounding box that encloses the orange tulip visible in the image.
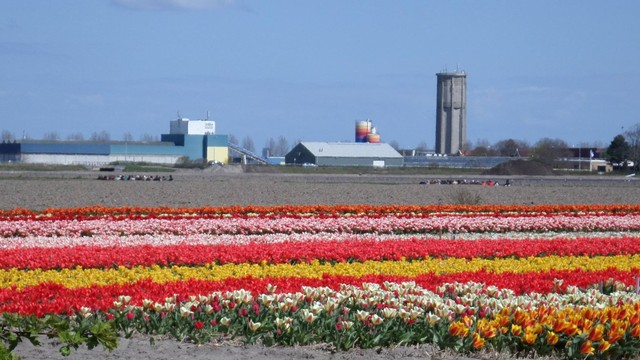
[546,331,559,346]
[472,333,485,349]
[580,340,595,355]
[495,314,510,328]
[511,324,523,337]
[477,322,498,339]
[608,320,627,343]
[449,321,469,338]
[563,323,579,336]
[523,327,538,345]
[514,309,529,325]
[587,324,604,342]
[582,307,598,321]
[552,319,568,333]
[462,315,474,327]
[598,340,611,353]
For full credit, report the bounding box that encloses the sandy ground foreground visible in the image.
[14,335,484,360]
[3,168,639,359]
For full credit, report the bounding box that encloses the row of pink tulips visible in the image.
[3,214,640,238]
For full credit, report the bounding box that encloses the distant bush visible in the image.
[450,187,482,205]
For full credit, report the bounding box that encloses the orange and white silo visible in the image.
[355,120,371,143]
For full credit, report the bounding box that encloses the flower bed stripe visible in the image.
[3,204,640,220]
[3,214,640,239]
[2,236,640,270]
[1,269,639,317]
[3,254,640,290]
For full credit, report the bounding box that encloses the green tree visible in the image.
[494,138,529,157]
[606,134,630,167]
[531,138,570,165]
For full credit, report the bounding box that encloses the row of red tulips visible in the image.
[2,269,639,317]
[2,204,640,220]
[2,236,640,270]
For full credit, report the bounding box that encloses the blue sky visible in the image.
[1,0,639,150]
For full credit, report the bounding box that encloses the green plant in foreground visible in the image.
[1,312,118,359]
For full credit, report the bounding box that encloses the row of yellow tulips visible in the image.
[3,254,639,290]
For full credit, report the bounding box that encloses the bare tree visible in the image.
[1,130,15,142]
[275,136,289,157]
[624,123,640,170]
[42,131,60,141]
[265,137,276,157]
[469,139,496,156]
[265,137,290,157]
[67,132,85,141]
[387,140,400,150]
[416,141,428,150]
[242,136,255,153]
[123,132,134,142]
[90,131,111,142]
[139,133,155,142]
[228,134,239,145]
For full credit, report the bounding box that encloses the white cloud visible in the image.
[111,0,235,11]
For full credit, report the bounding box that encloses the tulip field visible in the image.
[2,204,640,358]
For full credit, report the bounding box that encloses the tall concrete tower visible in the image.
[435,72,467,155]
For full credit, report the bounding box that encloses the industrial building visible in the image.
[0,117,229,166]
[285,142,403,167]
[435,72,467,155]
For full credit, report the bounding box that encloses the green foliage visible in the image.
[1,312,117,359]
[607,134,631,166]
[530,137,570,165]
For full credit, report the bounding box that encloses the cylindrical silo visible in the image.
[367,133,380,143]
[355,120,371,143]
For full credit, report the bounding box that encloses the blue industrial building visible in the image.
[0,118,230,166]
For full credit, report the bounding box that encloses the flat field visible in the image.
[1,168,639,210]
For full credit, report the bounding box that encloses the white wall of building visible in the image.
[169,118,215,135]
[22,154,182,166]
